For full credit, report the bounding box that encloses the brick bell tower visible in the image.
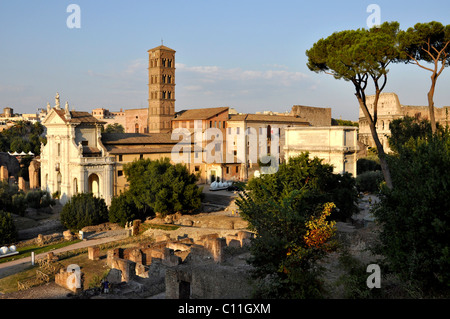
[148,45,176,133]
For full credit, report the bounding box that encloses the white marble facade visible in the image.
[40,101,114,206]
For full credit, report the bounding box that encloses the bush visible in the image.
[123,158,204,218]
[237,153,350,298]
[25,190,55,209]
[11,193,27,216]
[0,210,17,245]
[60,193,109,231]
[355,171,384,193]
[109,192,144,227]
[357,158,381,175]
[373,132,450,292]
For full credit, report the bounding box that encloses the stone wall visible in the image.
[290,105,332,126]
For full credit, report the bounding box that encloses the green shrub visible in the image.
[355,171,384,193]
[60,193,109,231]
[11,193,27,216]
[373,132,450,292]
[25,190,54,209]
[108,192,144,227]
[0,210,17,245]
[357,158,381,175]
[123,158,204,218]
[237,153,353,298]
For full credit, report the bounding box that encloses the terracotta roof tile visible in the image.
[173,107,229,120]
[101,133,177,145]
[54,110,105,124]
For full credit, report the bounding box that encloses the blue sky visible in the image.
[1,0,450,121]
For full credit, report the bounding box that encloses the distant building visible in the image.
[285,126,358,176]
[359,92,450,153]
[92,108,126,128]
[0,107,40,131]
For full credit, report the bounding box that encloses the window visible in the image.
[195,166,200,172]
[135,124,139,133]
[226,167,230,174]
[118,170,123,177]
[140,154,144,160]
[219,121,221,129]
[209,121,213,128]
[118,155,123,162]
[236,127,240,135]
[57,143,61,156]
[236,166,239,173]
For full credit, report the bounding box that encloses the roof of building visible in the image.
[105,146,176,155]
[101,133,178,145]
[148,45,176,52]
[53,109,106,125]
[173,107,229,121]
[228,113,310,125]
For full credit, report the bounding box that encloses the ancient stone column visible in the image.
[0,166,8,181]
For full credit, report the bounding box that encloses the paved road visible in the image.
[0,233,127,280]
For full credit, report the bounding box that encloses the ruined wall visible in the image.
[291,105,332,126]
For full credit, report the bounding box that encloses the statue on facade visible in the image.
[46,102,51,113]
[55,92,61,109]
[78,142,83,157]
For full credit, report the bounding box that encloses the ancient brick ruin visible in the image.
[104,230,255,299]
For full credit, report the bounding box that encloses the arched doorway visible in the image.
[88,174,100,197]
[73,178,78,195]
[57,172,62,195]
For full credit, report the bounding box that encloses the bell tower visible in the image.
[148,45,176,133]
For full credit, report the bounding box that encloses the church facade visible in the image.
[40,97,115,206]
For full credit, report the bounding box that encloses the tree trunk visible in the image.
[428,75,438,134]
[358,98,393,189]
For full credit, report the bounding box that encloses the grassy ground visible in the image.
[0,240,82,264]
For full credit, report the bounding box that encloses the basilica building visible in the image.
[40,97,115,205]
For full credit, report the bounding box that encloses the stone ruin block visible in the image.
[155,234,171,242]
[237,231,254,247]
[135,263,149,278]
[88,246,100,261]
[55,268,83,294]
[18,176,26,192]
[106,268,122,284]
[47,252,59,262]
[109,257,136,282]
[63,230,74,241]
[200,236,227,263]
[107,248,123,267]
[132,219,141,236]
